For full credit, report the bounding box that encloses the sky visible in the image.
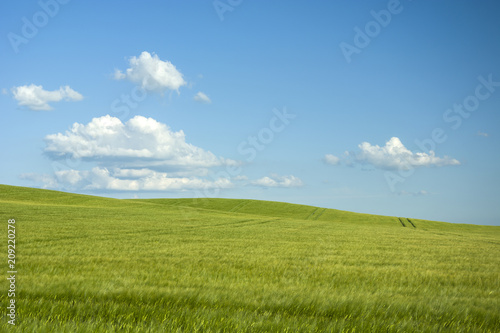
[1,0,499,225]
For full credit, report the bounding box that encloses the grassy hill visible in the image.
[0,184,499,332]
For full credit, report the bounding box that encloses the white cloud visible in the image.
[194,92,212,104]
[114,51,186,93]
[55,169,83,185]
[345,137,460,170]
[398,190,429,196]
[44,115,236,169]
[477,131,489,137]
[19,173,58,189]
[113,69,126,80]
[24,167,232,192]
[252,174,303,188]
[112,168,156,179]
[324,154,340,165]
[12,84,83,110]
[35,115,240,192]
[81,167,232,191]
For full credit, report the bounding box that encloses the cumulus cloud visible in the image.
[194,91,211,104]
[345,137,460,170]
[252,174,303,188]
[44,115,236,169]
[324,154,340,165]
[12,84,83,110]
[33,115,240,192]
[114,51,186,93]
[22,167,232,192]
[19,173,58,189]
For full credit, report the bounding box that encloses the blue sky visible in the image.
[1,0,499,225]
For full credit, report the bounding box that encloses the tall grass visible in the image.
[1,185,499,332]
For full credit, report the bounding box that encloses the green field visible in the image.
[1,184,499,332]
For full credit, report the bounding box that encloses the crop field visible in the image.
[0,184,499,332]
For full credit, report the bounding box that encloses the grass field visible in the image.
[0,184,499,332]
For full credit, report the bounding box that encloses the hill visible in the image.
[0,184,499,332]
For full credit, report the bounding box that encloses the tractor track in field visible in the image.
[194,218,280,229]
[228,200,251,213]
[306,208,327,220]
[231,219,278,227]
[398,217,416,228]
[314,208,327,220]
